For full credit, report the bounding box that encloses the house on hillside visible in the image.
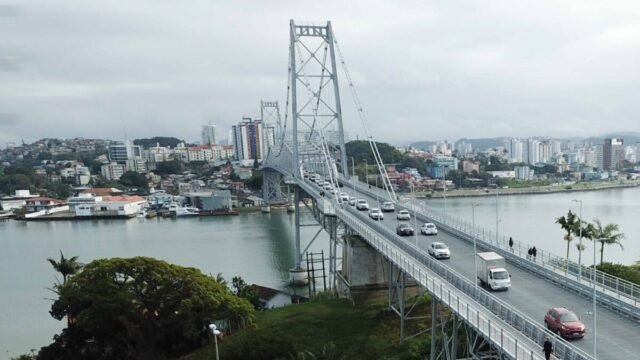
[250,284,297,309]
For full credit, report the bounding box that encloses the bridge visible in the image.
[260,20,640,360]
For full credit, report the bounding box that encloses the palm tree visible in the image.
[591,219,625,264]
[47,251,82,284]
[556,210,580,261]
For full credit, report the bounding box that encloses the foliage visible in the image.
[46,251,83,285]
[40,257,255,360]
[246,171,263,191]
[42,182,72,199]
[118,171,149,190]
[155,160,183,175]
[596,263,640,285]
[556,210,580,261]
[133,137,184,148]
[589,219,625,264]
[232,276,263,310]
[345,140,403,165]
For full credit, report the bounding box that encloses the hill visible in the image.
[133,136,185,148]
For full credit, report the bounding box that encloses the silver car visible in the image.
[369,208,384,220]
[428,242,450,259]
[396,210,411,220]
[356,199,369,211]
[420,222,438,235]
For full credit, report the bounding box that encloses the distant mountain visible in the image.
[408,141,436,150]
[585,132,640,145]
[454,137,507,151]
[133,136,185,148]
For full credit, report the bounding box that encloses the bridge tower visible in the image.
[261,101,288,208]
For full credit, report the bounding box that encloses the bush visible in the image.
[222,329,299,360]
[596,263,640,285]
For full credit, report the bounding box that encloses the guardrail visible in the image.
[341,176,640,313]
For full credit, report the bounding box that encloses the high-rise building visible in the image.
[232,116,264,162]
[108,141,142,164]
[603,138,624,171]
[527,139,540,165]
[594,145,604,170]
[636,143,640,164]
[539,142,552,164]
[508,138,524,163]
[201,124,217,145]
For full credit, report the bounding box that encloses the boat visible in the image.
[136,210,147,218]
[167,203,200,217]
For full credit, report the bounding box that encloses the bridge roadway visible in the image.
[309,179,639,360]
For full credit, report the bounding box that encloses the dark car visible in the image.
[396,223,414,236]
[544,307,586,339]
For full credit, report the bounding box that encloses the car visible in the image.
[369,208,384,220]
[339,192,349,202]
[396,222,414,236]
[323,184,332,191]
[420,222,438,235]
[330,188,338,195]
[428,242,450,259]
[356,199,369,211]
[544,307,586,339]
[381,201,395,212]
[348,198,357,206]
[396,210,411,220]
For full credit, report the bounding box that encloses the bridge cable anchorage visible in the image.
[332,35,397,203]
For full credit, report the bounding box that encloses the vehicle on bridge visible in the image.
[369,208,384,220]
[476,252,511,291]
[396,210,411,220]
[428,242,451,259]
[339,192,349,202]
[356,199,369,211]
[544,307,586,339]
[348,198,356,206]
[396,222,414,236]
[420,222,438,235]
[381,202,395,212]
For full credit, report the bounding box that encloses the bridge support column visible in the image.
[289,187,307,285]
[340,234,388,290]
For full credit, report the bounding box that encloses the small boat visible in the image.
[167,203,199,217]
[137,210,147,218]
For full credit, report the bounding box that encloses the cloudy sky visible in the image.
[1,1,639,146]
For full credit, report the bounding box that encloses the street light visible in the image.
[572,199,583,281]
[351,157,356,196]
[593,238,599,359]
[411,181,418,249]
[472,202,479,289]
[442,165,448,214]
[209,324,221,360]
[495,191,499,244]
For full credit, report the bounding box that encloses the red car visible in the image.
[544,307,586,339]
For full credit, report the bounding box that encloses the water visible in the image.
[427,186,640,265]
[0,211,329,359]
[1,187,639,358]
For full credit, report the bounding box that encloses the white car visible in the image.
[420,222,438,235]
[339,192,349,202]
[348,198,357,206]
[369,208,384,220]
[356,199,369,211]
[324,184,332,191]
[396,210,411,220]
[428,242,450,259]
[381,202,395,212]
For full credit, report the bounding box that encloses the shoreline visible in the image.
[415,180,640,199]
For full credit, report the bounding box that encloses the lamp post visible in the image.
[411,181,418,249]
[442,165,448,214]
[351,157,356,195]
[495,191,499,244]
[363,158,368,188]
[572,199,583,280]
[208,324,220,360]
[593,238,599,359]
[472,202,479,288]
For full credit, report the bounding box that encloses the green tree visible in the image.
[40,257,255,360]
[345,140,403,165]
[46,251,82,285]
[118,171,149,190]
[590,219,625,264]
[155,160,183,175]
[556,210,580,261]
[232,276,263,310]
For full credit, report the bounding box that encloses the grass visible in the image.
[180,293,432,360]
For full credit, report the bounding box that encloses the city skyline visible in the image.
[1,1,640,145]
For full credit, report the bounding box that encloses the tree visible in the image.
[118,171,149,190]
[155,160,183,175]
[46,251,82,285]
[555,210,580,261]
[41,257,255,360]
[345,140,403,165]
[232,276,262,310]
[590,219,625,264]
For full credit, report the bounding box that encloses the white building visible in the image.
[74,195,146,217]
[527,139,540,165]
[539,142,552,164]
[508,138,524,163]
[515,166,534,180]
[101,162,126,181]
[126,158,147,174]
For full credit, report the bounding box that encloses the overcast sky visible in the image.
[1,1,639,146]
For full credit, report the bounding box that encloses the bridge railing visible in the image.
[341,176,640,311]
[334,203,592,360]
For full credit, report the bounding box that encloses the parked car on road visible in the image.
[369,208,384,220]
[396,210,411,220]
[356,199,369,211]
[381,202,395,212]
[428,242,450,259]
[420,223,438,235]
[544,307,586,339]
[396,222,414,236]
